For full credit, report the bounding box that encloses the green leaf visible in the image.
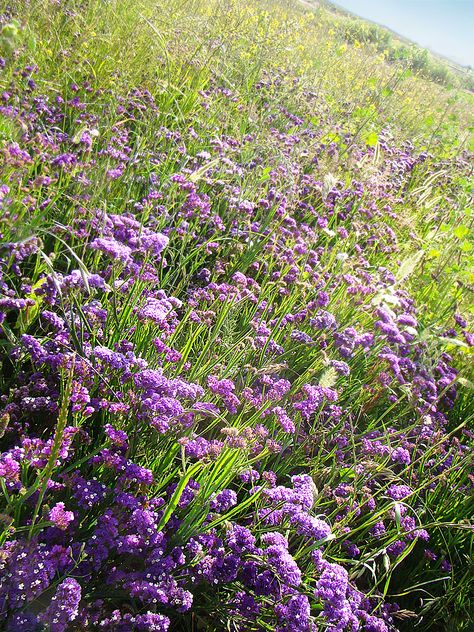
[16,278,46,332]
[156,461,203,531]
[453,225,469,239]
[365,131,379,147]
[261,166,271,181]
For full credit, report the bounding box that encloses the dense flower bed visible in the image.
[0,4,473,631]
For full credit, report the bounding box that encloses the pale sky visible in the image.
[332,0,474,67]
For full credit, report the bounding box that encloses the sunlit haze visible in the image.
[332,0,474,66]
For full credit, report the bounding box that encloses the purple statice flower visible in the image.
[251,319,284,355]
[266,378,291,402]
[289,512,331,540]
[441,558,452,572]
[207,375,240,413]
[310,310,337,331]
[263,474,316,513]
[314,557,349,603]
[93,345,134,372]
[0,540,53,610]
[0,454,21,484]
[0,297,35,312]
[48,502,74,530]
[362,438,390,457]
[182,436,223,460]
[6,612,39,631]
[330,360,350,376]
[227,525,257,554]
[401,515,429,541]
[140,394,184,433]
[265,545,302,586]
[386,484,412,500]
[397,313,417,327]
[317,291,330,307]
[68,473,108,508]
[139,231,169,257]
[138,370,204,400]
[106,165,124,180]
[41,310,65,331]
[275,593,311,631]
[387,540,407,557]
[261,532,288,548]
[333,327,358,358]
[454,312,467,328]
[312,549,365,629]
[375,318,405,344]
[229,591,261,621]
[39,578,81,632]
[239,468,260,484]
[424,549,438,561]
[84,509,119,569]
[176,479,200,508]
[89,237,132,262]
[361,613,389,632]
[272,406,296,433]
[291,329,313,344]
[232,271,248,286]
[104,424,128,448]
[209,489,238,512]
[54,269,108,293]
[20,334,47,364]
[370,521,386,538]
[343,541,360,558]
[70,381,91,414]
[293,384,338,421]
[133,368,168,391]
[463,331,474,346]
[137,295,181,325]
[262,470,278,487]
[44,152,73,174]
[391,447,411,465]
[120,460,153,485]
[134,613,170,631]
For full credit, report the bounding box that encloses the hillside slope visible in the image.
[0,0,473,630]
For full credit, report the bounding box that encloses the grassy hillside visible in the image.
[0,0,473,631]
[320,0,474,91]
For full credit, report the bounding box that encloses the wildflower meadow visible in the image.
[0,0,473,630]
